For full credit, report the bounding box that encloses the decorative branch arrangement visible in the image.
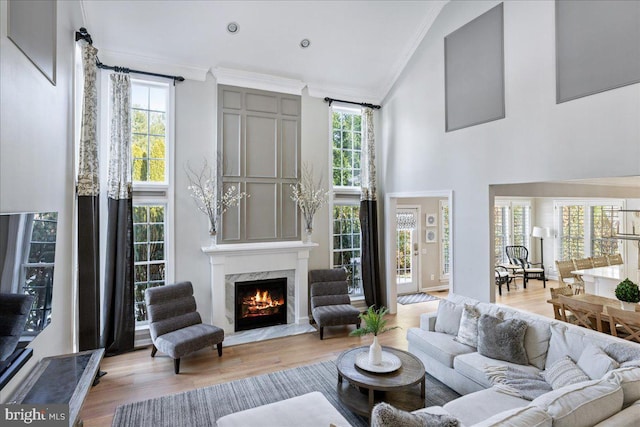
[186,159,248,236]
[290,164,329,234]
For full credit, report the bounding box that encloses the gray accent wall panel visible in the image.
[444,3,505,132]
[245,182,278,240]
[281,119,298,179]
[246,115,277,178]
[218,85,301,243]
[556,0,640,103]
[222,113,241,177]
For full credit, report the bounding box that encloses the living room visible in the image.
[2,1,640,426]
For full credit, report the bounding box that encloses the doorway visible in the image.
[396,207,420,295]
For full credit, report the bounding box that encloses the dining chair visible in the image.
[558,295,603,332]
[591,256,609,268]
[549,287,574,320]
[505,246,546,288]
[571,258,594,294]
[607,253,624,265]
[495,266,511,296]
[555,260,584,294]
[608,307,640,343]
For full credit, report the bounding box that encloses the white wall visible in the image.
[0,0,83,399]
[380,1,640,302]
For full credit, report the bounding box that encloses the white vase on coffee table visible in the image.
[368,335,382,365]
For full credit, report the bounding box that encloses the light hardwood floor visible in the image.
[80,279,558,426]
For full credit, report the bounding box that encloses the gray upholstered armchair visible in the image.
[309,269,361,340]
[145,281,224,374]
[0,293,34,360]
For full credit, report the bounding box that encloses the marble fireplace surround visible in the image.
[202,241,318,335]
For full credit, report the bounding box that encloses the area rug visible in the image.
[112,360,459,427]
[397,292,440,305]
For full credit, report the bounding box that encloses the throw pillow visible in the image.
[370,402,460,427]
[478,314,529,365]
[577,344,619,380]
[454,304,481,348]
[603,366,640,407]
[604,342,640,364]
[434,299,464,336]
[543,356,590,389]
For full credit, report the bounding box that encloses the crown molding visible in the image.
[212,67,306,95]
[98,49,209,81]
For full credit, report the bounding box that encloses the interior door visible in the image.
[396,208,419,295]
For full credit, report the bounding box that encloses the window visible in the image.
[331,107,363,297]
[130,80,173,324]
[332,109,362,188]
[332,204,362,296]
[494,199,531,264]
[133,204,166,322]
[555,200,622,261]
[22,213,57,333]
[440,200,450,278]
[131,83,168,184]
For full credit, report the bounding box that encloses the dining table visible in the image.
[547,293,639,330]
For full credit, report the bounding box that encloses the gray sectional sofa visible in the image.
[405,293,640,426]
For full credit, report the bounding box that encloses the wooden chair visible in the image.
[505,246,546,289]
[549,287,574,320]
[555,260,584,294]
[571,258,594,294]
[591,256,609,268]
[558,295,603,332]
[608,307,640,343]
[607,253,624,265]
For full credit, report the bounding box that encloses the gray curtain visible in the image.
[77,43,101,351]
[359,108,382,308]
[102,73,134,355]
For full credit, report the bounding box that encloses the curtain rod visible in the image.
[324,97,381,110]
[75,27,185,85]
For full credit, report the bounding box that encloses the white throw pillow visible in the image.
[577,344,619,380]
[473,406,552,427]
[434,299,463,336]
[531,378,623,427]
[543,356,590,389]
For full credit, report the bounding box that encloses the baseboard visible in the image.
[422,285,449,292]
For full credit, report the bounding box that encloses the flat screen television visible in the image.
[0,211,58,388]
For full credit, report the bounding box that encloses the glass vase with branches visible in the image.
[186,159,248,238]
[291,164,328,242]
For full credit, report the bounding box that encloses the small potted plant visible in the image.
[350,306,399,365]
[615,278,640,311]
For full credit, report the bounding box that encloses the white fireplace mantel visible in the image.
[202,241,318,334]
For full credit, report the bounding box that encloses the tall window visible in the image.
[130,80,173,324]
[332,204,362,296]
[331,107,363,297]
[494,199,532,264]
[440,200,450,278]
[556,200,622,261]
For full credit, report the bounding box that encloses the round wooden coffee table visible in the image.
[336,346,426,417]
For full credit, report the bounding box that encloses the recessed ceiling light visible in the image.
[227,22,239,34]
[300,39,311,49]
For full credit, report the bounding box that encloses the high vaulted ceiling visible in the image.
[81,0,447,103]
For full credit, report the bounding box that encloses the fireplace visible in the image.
[235,278,287,332]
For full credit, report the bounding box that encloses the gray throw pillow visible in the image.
[477,314,529,365]
[434,299,464,335]
[371,403,460,427]
[544,356,590,389]
[454,304,481,348]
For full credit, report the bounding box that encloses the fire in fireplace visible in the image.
[235,278,287,331]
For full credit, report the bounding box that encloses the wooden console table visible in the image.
[6,349,104,427]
